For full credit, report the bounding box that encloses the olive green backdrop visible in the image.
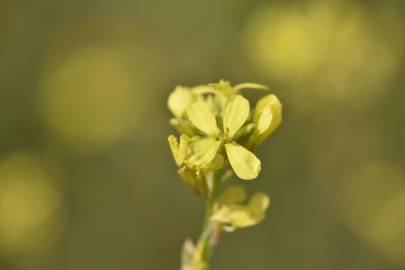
[1,0,405,269]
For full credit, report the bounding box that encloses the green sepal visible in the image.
[170,118,199,137]
[233,123,256,141]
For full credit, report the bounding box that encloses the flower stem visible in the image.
[194,171,222,268]
[202,171,221,231]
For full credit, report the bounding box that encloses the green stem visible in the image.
[202,171,221,232]
[195,171,222,267]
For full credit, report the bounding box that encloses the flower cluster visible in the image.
[168,79,281,188]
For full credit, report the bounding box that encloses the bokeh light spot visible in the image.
[245,2,404,107]
[0,153,62,255]
[40,47,138,153]
[338,162,405,266]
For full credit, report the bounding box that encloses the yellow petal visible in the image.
[220,185,246,204]
[223,95,250,139]
[179,135,190,157]
[169,118,198,137]
[249,192,270,216]
[211,205,256,230]
[168,135,181,165]
[192,85,228,114]
[204,154,224,171]
[167,86,194,118]
[187,137,220,167]
[212,192,269,231]
[187,101,218,136]
[256,105,273,134]
[233,82,269,92]
[211,193,269,231]
[225,143,261,180]
[204,95,219,116]
[254,94,282,123]
[181,238,195,267]
[189,261,208,270]
[168,135,190,166]
[247,193,270,225]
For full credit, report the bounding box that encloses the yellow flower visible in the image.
[167,80,282,181]
[186,95,261,180]
[211,185,270,231]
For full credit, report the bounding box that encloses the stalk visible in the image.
[185,171,222,270]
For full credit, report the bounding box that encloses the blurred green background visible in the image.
[1,0,405,269]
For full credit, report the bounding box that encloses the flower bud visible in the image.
[247,94,282,147]
[168,86,194,118]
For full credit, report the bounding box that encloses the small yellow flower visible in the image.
[167,80,282,182]
[185,95,261,180]
[211,185,270,232]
